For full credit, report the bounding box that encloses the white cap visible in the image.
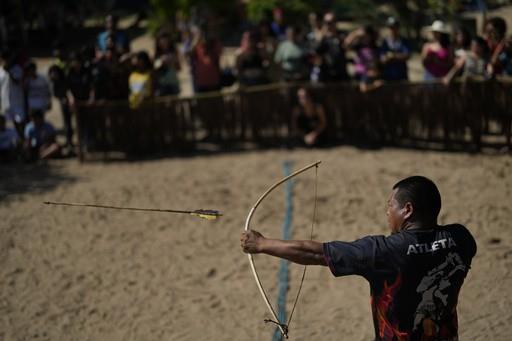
[429,20,450,34]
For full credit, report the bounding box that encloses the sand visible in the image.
[1,147,511,341]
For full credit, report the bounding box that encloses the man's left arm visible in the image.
[241,230,327,266]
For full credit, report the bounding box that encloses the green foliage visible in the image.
[148,0,237,33]
[425,0,462,17]
[246,0,319,23]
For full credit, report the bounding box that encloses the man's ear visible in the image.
[402,202,413,220]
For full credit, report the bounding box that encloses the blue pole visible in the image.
[272,160,294,341]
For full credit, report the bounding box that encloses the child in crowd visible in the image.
[128,51,153,108]
[24,110,61,161]
[359,62,384,93]
[0,114,19,161]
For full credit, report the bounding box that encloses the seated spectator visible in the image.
[484,17,507,76]
[25,62,51,115]
[292,87,327,147]
[380,17,410,81]
[97,14,130,54]
[235,31,269,86]
[129,51,153,108]
[421,20,453,81]
[274,26,309,82]
[24,110,61,161]
[359,62,384,93]
[154,31,181,96]
[345,25,380,80]
[0,114,19,161]
[444,36,490,84]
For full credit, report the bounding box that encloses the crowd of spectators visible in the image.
[1,10,512,159]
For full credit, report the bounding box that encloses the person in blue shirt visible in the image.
[380,17,410,81]
[241,176,476,341]
[97,14,130,55]
[24,110,61,160]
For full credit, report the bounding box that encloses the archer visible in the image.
[241,176,476,340]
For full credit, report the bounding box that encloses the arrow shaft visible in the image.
[44,201,192,214]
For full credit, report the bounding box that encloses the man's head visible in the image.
[387,176,441,233]
[386,17,400,38]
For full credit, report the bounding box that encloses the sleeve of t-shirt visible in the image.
[323,234,408,277]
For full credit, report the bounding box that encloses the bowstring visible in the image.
[286,164,318,331]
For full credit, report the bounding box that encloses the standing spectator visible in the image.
[421,20,453,81]
[345,25,380,80]
[443,37,490,83]
[67,53,93,105]
[270,8,287,41]
[235,31,269,86]
[453,27,472,61]
[188,29,223,93]
[0,114,18,161]
[498,37,512,76]
[274,27,309,82]
[306,12,324,47]
[292,87,327,147]
[97,14,130,54]
[48,63,74,149]
[380,17,410,81]
[24,62,51,117]
[154,31,181,96]
[128,51,153,108]
[24,109,61,161]
[0,50,26,136]
[484,17,508,76]
[310,12,348,83]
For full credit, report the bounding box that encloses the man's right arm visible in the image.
[241,230,327,266]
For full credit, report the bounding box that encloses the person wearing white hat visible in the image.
[421,20,454,80]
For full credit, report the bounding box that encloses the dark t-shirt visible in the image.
[323,224,476,341]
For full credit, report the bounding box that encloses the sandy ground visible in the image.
[0,146,511,341]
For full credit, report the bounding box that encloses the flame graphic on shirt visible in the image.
[374,273,409,341]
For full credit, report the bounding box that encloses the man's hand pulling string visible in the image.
[43,201,222,220]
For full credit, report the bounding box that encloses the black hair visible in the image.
[136,51,152,69]
[392,176,441,222]
[473,36,490,57]
[25,61,37,72]
[435,31,450,48]
[487,17,507,38]
[455,26,472,49]
[30,109,44,119]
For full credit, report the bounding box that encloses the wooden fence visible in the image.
[76,79,512,160]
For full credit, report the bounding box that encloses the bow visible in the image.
[244,161,321,338]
